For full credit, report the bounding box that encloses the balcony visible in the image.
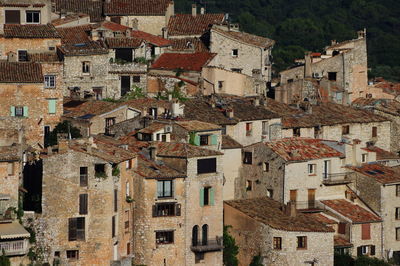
[191,236,223,253]
[0,239,29,256]
[294,200,326,213]
[322,172,353,185]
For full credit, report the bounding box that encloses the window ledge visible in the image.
[308,174,317,176]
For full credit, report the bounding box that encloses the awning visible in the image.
[0,222,30,239]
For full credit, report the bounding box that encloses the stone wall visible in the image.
[221,148,241,200]
[381,185,400,256]
[350,222,382,258]
[0,38,60,59]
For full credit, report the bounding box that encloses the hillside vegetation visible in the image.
[175,0,400,81]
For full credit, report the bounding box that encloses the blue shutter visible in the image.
[10,106,15,116]
[210,188,215,206]
[200,188,204,207]
[211,135,218,145]
[48,99,56,114]
[23,106,28,117]
[194,135,200,146]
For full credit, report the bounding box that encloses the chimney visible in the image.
[304,51,312,78]
[253,98,260,106]
[331,40,337,46]
[7,52,17,62]
[284,201,297,217]
[192,4,197,16]
[58,139,68,152]
[226,108,234,118]
[200,7,205,14]
[357,28,366,39]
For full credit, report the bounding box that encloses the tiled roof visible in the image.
[122,98,171,111]
[58,41,109,56]
[97,21,130,32]
[304,213,337,225]
[212,27,275,48]
[56,25,93,44]
[138,122,166,134]
[175,120,221,132]
[225,197,334,232]
[0,145,20,162]
[52,13,90,26]
[52,0,104,22]
[105,37,143,48]
[221,135,242,149]
[135,154,185,179]
[184,98,238,125]
[264,98,302,116]
[334,236,353,247]
[347,163,400,185]
[353,98,400,117]
[104,0,171,15]
[131,30,171,47]
[321,199,381,224]
[63,100,120,119]
[151,52,216,72]
[155,142,223,158]
[362,146,400,161]
[0,62,42,83]
[265,138,344,162]
[28,53,60,62]
[168,14,225,36]
[3,24,60,39]
[169,37,208,52]
[282,102,389,128]
[227,97,280,121]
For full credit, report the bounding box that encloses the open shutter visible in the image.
[10,106,15,116]
[357,246,362,257]
[48,99,57,114]
[68,218,77,241]
[210,188,215,206]
[194,135,200,146]
[175,203,181,216]
[23,106,28,117]
[79,194,88,215]
[200,188,204,207]
[211,135,218,145]
[370,245,375,256]
[152,205,157,217]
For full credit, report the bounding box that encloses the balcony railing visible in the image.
[0,239,29,256]
[191,236,223,253]
[322,172,353,185]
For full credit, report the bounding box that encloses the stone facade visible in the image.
[0,37,61,60]
[221,147,241,200]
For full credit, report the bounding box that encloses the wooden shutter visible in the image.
[361,223,371,240]
[175,203,181,216]
[152,205,157,217]
[79,194,88,215]
[68,218,77,241]
[210,188,215,206]
[357,246,362,256]
[290,190,297,202]
[338,223,346,234]
[211,135,218,145]
[23,106,28,117]
[5,10,20,24]
[370,245,375,256]
[112,216,116,237]
[372,127,377,138]
[199,188,204,207]
[114,189,118,212]
[76,217,85,240]
[48,99,57,114]
[10,106,15,116]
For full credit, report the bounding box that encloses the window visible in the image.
[200,135,209,146]
[297,236,307,249]
[153,203,181,217]
[357,245,375,256]
[372,127,377,138]
[342,125,350,135]
[5,10,20,24]
[66,250,79,260]
[79,194,88,215]
[82,61,90,74]
[14,106,24,117]
[95,164,106,178]
[396,227,400,241]
[127,242,131,254]
[202,224,208,245]
[361,223,371,240]
[114,189,118,212]
[157,180,173,198]
[162,134,167,142]
[267,189,273,198]
[231,68,242,73]
[112,215,116,237]
[243,152,252,164]
[290,190,297,202]
[7,162,14,176]
[293,127,301,137]
[246,180,253,191]
[48,99,57,114]
[80,167,88,187]
[308,164,316,175]
[115,48,133,62]
[68,217,85,241]
[105,117,116,135]
[125,210,129,230]
[396,208,400,220]
[93,87,103,100]
[44,75,56,88]
[200,187,214,206]
[197,158,217,174]
[232,49,238,57]
[133,75,141,83]
[273,237,282,250]
[218,81,224,90]
[262,121,268,135]
[287,79,294,83]
[361,153,368,163]
[246,122,252,136]
[338,223,346,234]
[396,185,400,197]
[328,72,337,81]
[263,162,269,172]
[156,231,174,244]
[192,225,199,246]
[18,50,28,62]
[26,11,40,23]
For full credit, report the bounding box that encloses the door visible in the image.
[121,76,131,96]
[308,189,316,209]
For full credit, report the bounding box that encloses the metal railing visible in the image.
[0,239,29,256]
[322,172,353,184]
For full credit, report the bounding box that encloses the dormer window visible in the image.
[26,11,40,24]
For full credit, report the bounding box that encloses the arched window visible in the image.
[192,225,199,246]
[202,224,208,245]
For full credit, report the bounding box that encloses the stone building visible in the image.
[0,61,63,148]
[277,30,368,104]
[209,24,275,83]
[29,137,136,265]
[52,0,104,23]
[220,135,242,200]
[131,142,224,266]
[224,197,335,266]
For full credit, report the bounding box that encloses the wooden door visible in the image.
[308,189,316,208]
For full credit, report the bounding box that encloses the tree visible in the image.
[249,254,263,266]
[45,121,82,147]
[0,249,11,266]
[223,225,239,266]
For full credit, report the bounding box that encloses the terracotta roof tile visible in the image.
[63,100,120,119]
[105,37,143,48]
[168,14,225,36]
[334,236,353,247]
[304,213,337,225]
[347,163,400,184]
[98,21,130,32]
[138,122,166,134]
[212,27,274,48]
[53,0,104,22]
[169,37,208,52]
[52,13,90,26]
[151,52,216,72]
[56,25,93,44]
[184,98,237,125]
[135,154,185,179]
[155,142,223,158]
[131,30,171,47]
[3,24,60,39]
[321,199,381,223]
[58,41,108,56]
[104,0,171,16]
[221,135,242,149]
[122,98,171,111]
[0,62,42,83]
[175,120,221,132]
[225,197,334,232]
[265,138,344,162]
[362,146,400,161]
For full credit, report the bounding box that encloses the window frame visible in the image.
[263,162,269,172]
[197,158,217,174]
[361,153,368,163]
[18,50,28,62]
[246,180,252,191]
[15,106,24,117]
[26,10,40,24]
[155,230,174,245]
[79,167,88,187]
[157,180,173,198]
[396,207,400,220]
[82,61,91,74]
[199,135,209,146]
[297,236,307,249]
[273,237,282,250]
[396,227,400,241]
[44,75,56,88]
[308,164,316,175]
[66,250,79,260]
[231,49,239,57]
[342,125,350,135]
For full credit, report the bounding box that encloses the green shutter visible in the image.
[48,99,56,114]
[200,188,204,207]
[23,106,28,117]
[194,135,200,146]
[211,135,218,145]
[10,106,15,116]
[210,187,215,206]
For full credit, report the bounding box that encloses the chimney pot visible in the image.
[200,7,205,14]
[192,4,197,16]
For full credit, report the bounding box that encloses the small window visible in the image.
[26,11,40,24]
[273,237,282,250]
[396,227,400,241]
[152,203,180,217]
[44,75,56,88]
[114,189,118,212]
[396,185,400,197]
[287,79,294,83]
[262,121,268,135]
[162,134,167,142]
[15,106,24,117]
[112,215,116,237]
[79,194,88,215]
[125,210,129,229]
[297,236,307,249]
[200,135,209,146]
[263,162,269,172]
[342,125,350,135]
[95,164,106,178]
[231,68,242,73]
[218,81,224,89]
[232,49,239,57]
[156,231,174,244]
[328,72,337,81]
[246,180,252,191]
[243,152,252,164]
[18,50,28,62]
[132,76,141,83]
[157,180,173,198]
[80,167,88,187]
[66,250,79,260]
[49,47,55,51]
[126,181,130,196]
[308,164,316,175]
[372,127,377,138]
[293,128,301,137]
[246,122,252,136]
[361,153,368,163]
[82,61,90,74]
[197,158,217,174]
[202,187,212,206]
[396,208,400,220]
[68,217,85,241]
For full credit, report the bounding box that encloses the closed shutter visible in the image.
[112,216,116,237]
[5,10,20,24]
[10,106,15,116]
[68,218,77,241]
[175,203,181,216]
[370,245,375,256]
[23,106,28,117]
[338,223,346,234]
[200,188,204,207]
[361,223,371,240]
[76,217,85,240]
[210,188,215,206]
[79,194,88,215]
[48,99,57,114]
[152,205,157,217]
[357,246,362,257]
[211,135,218,145]
[114,189,118,212]
[194,135,200,146]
